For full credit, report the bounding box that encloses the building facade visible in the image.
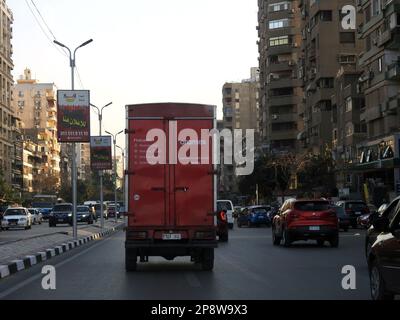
[0,0,14,185]
[354,0,400,201]
[221,68,260,195]
[298,0,364,154]
[13,69,61,194]
[258,0,303,154]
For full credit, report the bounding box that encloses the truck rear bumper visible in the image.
[126,240,218,249]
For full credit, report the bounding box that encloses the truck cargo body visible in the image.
[125,103,218,271]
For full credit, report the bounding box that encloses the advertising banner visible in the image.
[90,136,112,171]
[57,90,90,143]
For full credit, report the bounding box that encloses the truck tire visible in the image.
[125,248,137,272]
[201,248,214,271]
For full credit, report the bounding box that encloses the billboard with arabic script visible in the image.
[57,90,91,143]
[90,136,112,170]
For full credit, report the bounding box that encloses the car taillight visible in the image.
[219,211,227,222]
[128,231,147,240]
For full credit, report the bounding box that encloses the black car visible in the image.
[367,204,400,300]
[77,206,95,224]
[336,200,369,228]
[331,205,350,232]
[49,203,73,227]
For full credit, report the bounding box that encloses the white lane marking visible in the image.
[185,272,201,288]
[0,234,116,299]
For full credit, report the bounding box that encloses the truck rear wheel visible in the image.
[201,248,214,271]
[125,248,137,272]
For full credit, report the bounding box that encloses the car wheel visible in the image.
[330,234,339,248]
[272,229,281,246]
[317,239,325,247]
[370,260,394,300]
[201,248,214,271]
[282,229,292,247]
[125,248,137,272]
[219,233,228,242]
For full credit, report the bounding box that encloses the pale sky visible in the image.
[8,0,258,149]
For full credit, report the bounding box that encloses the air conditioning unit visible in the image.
[272,114,279,120]
[293,42,299,48]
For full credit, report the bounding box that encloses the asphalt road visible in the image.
[0,226,371,300]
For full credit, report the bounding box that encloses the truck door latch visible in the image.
[175,187,189,192]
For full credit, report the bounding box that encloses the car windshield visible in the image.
[218,201,233,211]
[53,205,73,212]
[294,202,330,211]
[77,207,89,212]
[347,202,367,210]
[252,208,268,214]
[5,209,26,216]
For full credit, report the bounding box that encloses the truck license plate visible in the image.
[309,226,320,231]
[162,233,182,240]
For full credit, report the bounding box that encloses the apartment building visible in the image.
[258,0,303,154]
[13,69,61,193]
[298,0,364,154]
[0,0,14,185]
[355,0,400,200]
[221,68,260,194]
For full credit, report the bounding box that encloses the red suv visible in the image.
[272,199,339,247]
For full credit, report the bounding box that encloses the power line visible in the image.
[24,0,67,57]
[30,0,57,40]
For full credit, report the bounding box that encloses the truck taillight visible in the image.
[128,231,147,240]
[219,211,227,222]
[195,231,215,239]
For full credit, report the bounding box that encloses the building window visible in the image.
[345,97,353,112]
[371,0,381,17]
[378,57,383,72]
[318,78,334,88]
[340,32,355,43]
[345,123,354,137]
[269,36,290,46]
[268,1,291,12]
[319,10,332,21]
[18,101,25,109]
[269,19,290,29]
[18,91,24,98]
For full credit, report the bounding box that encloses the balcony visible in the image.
[359,12,384,37]
[270,113,298,123]
[386,61,400,80]
[270,129,298,141]
[268,78,302,89]
[268,95,301,107]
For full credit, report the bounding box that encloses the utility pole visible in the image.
[91,102,112,231]
[54,39,93,240]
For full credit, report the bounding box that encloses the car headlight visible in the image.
[68,214,73,217]
[20,218,27,222]
[82,215,87,218]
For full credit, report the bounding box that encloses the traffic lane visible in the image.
[0,227,371,300]
[0,221,99,244]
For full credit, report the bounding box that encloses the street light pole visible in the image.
[54,39,93,240]
[91,102,112,231]
[106,130,124,223]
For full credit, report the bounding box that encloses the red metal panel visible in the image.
[171,120,215,227]
[128,119,168,227]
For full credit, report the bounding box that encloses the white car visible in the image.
[217,200,234,229]
[1,208,33,230]
[28,208,42,225]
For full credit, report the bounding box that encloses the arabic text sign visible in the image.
[57,90,91,143]
[90,136,112,170]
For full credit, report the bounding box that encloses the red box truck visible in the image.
[125,103,218,271]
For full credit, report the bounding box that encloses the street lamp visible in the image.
[105,130,124,223]
[91,102,112,231]
[54,39,93,240]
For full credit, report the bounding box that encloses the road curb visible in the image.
[0,223,124,280]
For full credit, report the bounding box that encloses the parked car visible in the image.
[237,206,272,228]
[378,203,389,214]
[107,204,120,219]
[1,208,33,230]
[272,199,339,247]
[216,202,229,242]
[77,206,94,224]
[365,196,400,259]
[49,203,73,227]
[331,205,350,232]
[217,200,234,229]
[367,205,400,300]
[94,203,108,220]
[28,208,42,225]
[336,200,369,228]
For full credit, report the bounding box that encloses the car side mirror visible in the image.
[372,216,390,232]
